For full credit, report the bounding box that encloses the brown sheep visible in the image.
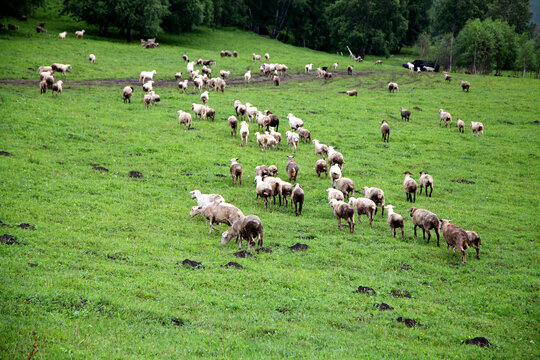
[230,158,243,185]
[315,159,328,178]
[291,183,304,216]
[403,171,417,203]
[466,230,482,260]
[410,207,440,246]
[400,107,411,121]
[228,116,238,137]
[348,197,376,227]
[362,186,385,217]
[385,205,404,240]
[336,177,354,200]
[221,215,263,253]
[440,219,469,263]
[190,202,244,234]
[329,199,355,233]
[381,120,390,142]
[286,156,299,182]
[298,127,311,143]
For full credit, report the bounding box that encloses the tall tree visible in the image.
[484,19,518,75]
[455,18,496,74]
[404,0,433,46]
[433,0,489,36]
[515,34,537,77]
[487,0,533,34]
[5,0,43,18]
[435,33,455,71]
[415,33,431,58]
[162,0,208,33]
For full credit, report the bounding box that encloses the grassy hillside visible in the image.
[1,8,539,360]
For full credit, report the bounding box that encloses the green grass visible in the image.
[1,9,540,360]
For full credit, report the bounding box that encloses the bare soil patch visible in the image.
[376,303,394,311]
[92,164,109,172]
[355,286,375,295]
[181,259,204,269]
[0,234,19,245]
[397,317,421,327]
[289,243,309,251]
[129,171,143,178]
[222,261,243,269]
[464,337,492,347]
[391,289,411,298]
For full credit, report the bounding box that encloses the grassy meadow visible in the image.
[1,9,540,360]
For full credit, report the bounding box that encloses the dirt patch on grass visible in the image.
[399,263,412,271]
[391,289,411,298]
[0,220,8,227]
[92,164,109,172]
[397,317,421,327]
[181,259,204,269]
[503,121,514,125]
[413,106,423,111]
[222,261,243,269]
[259,247,273,253]
[18,223,35,230]
[0,234,19,245]
[129,171,143,178]
[0,151,12,156]
[234,250,256,258]
[452,179,475,184]
[532,120,540,124]
[376,303,394,311]
[463,337,492,347]
[355,286,375,295]
[169,317,186,326]
[28,262,38,267]
[215,174,226,177]
[289,243,309,251]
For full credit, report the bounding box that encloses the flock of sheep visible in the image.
[32,35,484,263]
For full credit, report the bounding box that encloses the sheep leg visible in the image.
[452,247,456,256]
[419,186,423,195]
[269,197,273,213]
[256,194,260,205]
[279,194,282,206]
[429,186,433,197]
[426,229,430,243]
[414,225,417,238]
[435,228,440,247]
[401,226,404,241]
[209,219,220,234]
[337,218,342,230]
[447,244,450,254]
[369,211,373,228]
[475,246,480,260]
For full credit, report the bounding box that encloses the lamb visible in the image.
[190,189,224,208]
[362,187,385,216]
[142,80,154,92]
[75,30,85,39]
[252,53,262,61]
[177,110,192,130]
[286,156,299,182]
[187,61,194,74]
[331,63,337,71]
[329,163,342,187]
[470,121,484,136]
[264,111,279,131]
[440,219,469,263]
[348,197,376,227]
[400,107,411,121]
[39,80,47,94]
[220,70,230,79]
[326,188,344,203]
[269,127,281,148]
[305,63,313,73]
[245,103,258,122]
[465,230,482,260]
[51,80,63,97]
[58,31,67,39]
[192,103,207,120]
[347,65,353,75]
[52,64,72,75]
[122,86,134,103]
[183,55,189,62]
[273,75,280,86]
[190,202,244,234]
[336,177,354,200]
[346,90,358,96]
[36,26,47,33]
[460,80,470,92]
[328,199,355,233]
[221,215,263,253]
[291,183,304,216]
[298,127,311,143]
[139,70,156,83]
[403,171,418,203]
[381,120,390,142]
[312,139,329,159]
[254,176,273,212]
[177,80,188,93]
[265,53,270,60]
[409,207,440,246]
[228,116,238,137]
[200,91,209,105]
[240,121,249,147]
[244,70,251,83]
[424,66,435,72]
[327,146,344,168]
[375,60,383,65]
[418,171,433,197]
[287,113,304,130]
[457,118,465,133]
[385,205,404,240]
[230,158,243,185]
[268,165,278,177]
[388,82,399,93]
[89,54,96,63]
[315,159,328,178]
[285,131,300,153]
[444,73,452,82]
[174,72,182,80]
[439,109,452,127]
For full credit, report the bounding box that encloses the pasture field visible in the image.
[1,11,540,360]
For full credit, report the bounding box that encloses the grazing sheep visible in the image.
[375,60,383,65]
[200,91,209,105]
[230,158,243,185]
[457,118,465,133]
[336,177,354,200]
[285,131,300,153]
[240,121,249,147]
[244,70,251,83]
[254,176,273,212]
[58,31,67,39]
[327,147,344,168]
[418,171,433,197]
[143,93,153,109]
[228,116,238,137]
[470,121,484,136]
[39,71,54,81]
[220,70,230,79]
[178,79,188,93]
[316,67,326,78]
[388,82,399,93]
[39,80,47,94]
[440,219,469,263]
[75,30,85,39]
[381,120,390,142]
[8,24,19,30]
[175,72,182,80]
[255,165,270,178]
[315,159,328,178]
[460,80,470,92]
[182,55,189,62]
[190,190,224,207]
[439,109,452,127]
[221,215,263,253]
[363,187,385,217]
[323,72,334,80]
[205,107,216,121]
[403,171,418,203]
[329,163,342,187]
[190,202,244,234]
[347,65,353,75]
[466,230,482,260]
[202,66,212,76]
[400,107,411,121]
[329,199,355,233]
[139,70,156,83]
[346,90,358,96]
[444,73,452,82]
[327,188,344,202]
[51,80,63,97]
[89,54,96,63]
[291,183,304,216]
[123,86,134,103]
[409,207,440,246]
[348,197,376,227]
[52,63,72,76]
[298,127,311,143]
[36,26,47,33]
[333,62,338,71]
[305,63,313,73]
[142,80,154,93]
[273,75,280,86]
[385,205,404,240]
[312,139,329,159]
[252,53,262,61]
[264,111,280,131]
[177,110,192,130]
[286,156,299,182]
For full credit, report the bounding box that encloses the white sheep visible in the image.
[52,63,72,76]
[193,76,203,92]
[333,62,338,71]
[388,82,399,93]
[265,53,270,60]
[123,86,134,103]
[190,190,224,208]
[178,79,188,93]
[326,188,344,203]
[142,80,154,92]
[175,72,182,80]
[439,109,452,127]
[254,176,273,212]
[406,62,414,72]
[220,70,230,79]
[285,131,300,153]
[200,91,209,105]
[244,70,251,83]
[287,113,304,130]
[187,61,195,74]
[329,163,342,187]
[139,70,156,83]
[457,118,465,133]
[312,139,329,159]
[385,205,404,240]
[305,63,313,73]
[51,80,63,97]
[75,30,85,38]
[240,121,249,147]
[470,121,484,136]
[178,110,192,130]
[192,103,207,120]
[348,197,377,227]
[58,31,67,39]
[88,54,96,63]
